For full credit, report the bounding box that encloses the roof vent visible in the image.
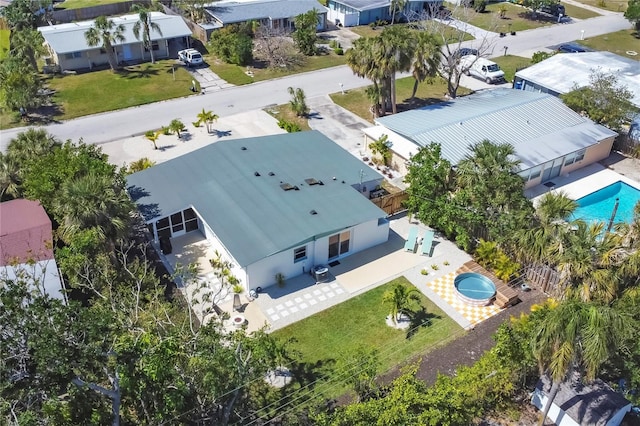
[318,180,324,186]
[294,186,300,191]
[310,210,318,215]
[254,171,261,177]
[342,180,345,184]
[241,146,247,150]
[268,172,275,176]
[280,183,294,191]
[305,178,319,185]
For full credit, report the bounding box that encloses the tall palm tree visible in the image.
[84,16,126,72]
[7,128,59,167]
[169,119,186,139]
[532,299,626,426]
[0,153,21,200]
[409,31,441,100]
[131,5,162,64]
[382,283,420,324]
[9,29,46,72]
[55,172,132,244]
[346,37,386,116]
[378,26,414,114]
[196,108,219,133]
[389,0,407,24]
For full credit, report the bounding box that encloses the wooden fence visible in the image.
[525,262,561,294]
[370,191,408,216]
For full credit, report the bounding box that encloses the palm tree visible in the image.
[144,130,160,149]
[55,172,132,244]
[131,4,162,64]
[196,108,219,133]
[287,87,309,117]
[535,191,577,226]
[532,299,626,426]
[456,140,520,190]
[389,0,407,24]
[7,128,59,167]
[378,26,414,114]
[346,37,386,116]
[169,119,186,139]
[410,32,441,100]
[369,134,391,166]
[0,153,21,200]
[382,283,420,324]
[84,16,126,72]
[9,29,46,72]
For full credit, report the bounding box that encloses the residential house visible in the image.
[514,52,640,108]
[326,0,440,27]
[532,375,632,426]
[126,131,390,292]
[38,12,192,72]
[0,199,65,301]
[363,89,618,189]
[204,0,328,32]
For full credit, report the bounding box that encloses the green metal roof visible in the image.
[127,131,386,267]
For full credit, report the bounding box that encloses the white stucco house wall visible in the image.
[126,131,390,292]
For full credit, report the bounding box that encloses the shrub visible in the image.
[334,47,344,55]
[474,0,487,12]
[277,119,301,133]
[128,157,156,174]
[208,24,254,66]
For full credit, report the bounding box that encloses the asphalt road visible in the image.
[0,13,631,150]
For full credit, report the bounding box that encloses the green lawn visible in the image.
[561,2,601,19]
[492,54,532,82]
[207,51,346,85]
[0,29,9,60]
[54,0,129,10]
[331,76,472,123]
[456,3,556,32]
[264,104,312,131]
[46,61,198,121]
[570,0,626,12]
[272,277,462,400]
[349,22,473,42]
[578,29,640,60]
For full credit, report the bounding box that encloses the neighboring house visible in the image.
[363,89,618,189]
[326,0,440,27]
[514,52,640,108]
[204,0,328,32]
[0,199,65,301]
[126,131,390,292]
[38,12,192,72]
[532,375,632,426]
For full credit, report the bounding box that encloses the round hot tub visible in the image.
[454,272,496,306]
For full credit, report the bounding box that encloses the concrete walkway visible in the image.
[434,17,497,39]
[562,0,620,15]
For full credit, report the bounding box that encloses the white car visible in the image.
[178,49,204,67]
[459,55,505,84]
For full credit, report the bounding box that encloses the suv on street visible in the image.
[178,49,204,67]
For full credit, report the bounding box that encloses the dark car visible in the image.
[453,48,479,59]
[556,42,593,53]
[540,3,566,16]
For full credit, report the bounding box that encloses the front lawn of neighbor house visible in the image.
[561,2,601,19]
[349,22,473,42]
[578,29,640,60]
[330,76,472,123]
[54,0,129,10]
[492,55,534,82]
[571,0,626,12]
[46,61,198,121]
[272,277,462,402]
[455,2,555,32]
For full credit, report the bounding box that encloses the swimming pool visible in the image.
[573,181,640,224]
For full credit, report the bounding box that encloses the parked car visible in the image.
[178,48,204,67]
[459,55,505,84]
[453,48,479,59]
[540,3,566,16]
[556,42,592,53]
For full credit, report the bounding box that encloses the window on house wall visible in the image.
[575,149,585,162]
[156,217,170,239]
[171,212,184,233]
[328,231,351,259]
[184,208,198,232]
[294,246,307,262]
[65,52,82,59]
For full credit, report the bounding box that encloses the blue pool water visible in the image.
[573,181,640,224]
[454,273,496,300]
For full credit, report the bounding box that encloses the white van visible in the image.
[459,55,505,84]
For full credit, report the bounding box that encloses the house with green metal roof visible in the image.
[326,0,440,27]
[363,89,618,189]
[126,131,389,291]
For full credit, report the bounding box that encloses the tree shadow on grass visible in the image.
[28,102,64,125]
[405,307,441,339]
[118,66,159,79]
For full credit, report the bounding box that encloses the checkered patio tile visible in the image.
[426,272,502,327]
[264,282,345,323]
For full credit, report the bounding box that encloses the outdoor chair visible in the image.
[421,230,435,256]
[404,226,419,252]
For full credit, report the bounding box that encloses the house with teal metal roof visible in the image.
[126,131,389,292]
[326,0,440,27]
[363,89,618,190]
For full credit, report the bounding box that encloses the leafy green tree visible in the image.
[561,70,636,131]
[532,299,627,426]
[381,283,420,323]
[409,31,441,99]
[84,15,126,72]
[207,24,254,65]
[168,118,186,138]
[0,152,20,200]
[531,50,554,64]
[287,86,309,117]
[196,108,219,133]
[624,0,640,29]
[131,4,162,64]
[368,134,392,166]
[292,9,320,56]
[521,0,557,14]
[0,55,43,112]
[9,28,46,71]
[0,0,38,31]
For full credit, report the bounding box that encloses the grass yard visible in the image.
[272,277,462,401]
[54,0,129,10]
[578,29,640,60]
[456,3,556,32]
[561,2,601,19]
[570,0,626,12]
[207,51,346,85]
[0,29,9,60]
[264,104,312,131]
[46,61,197,121]
[330,76,472,123]
[492,54,533,82]
[349,22,473,42]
